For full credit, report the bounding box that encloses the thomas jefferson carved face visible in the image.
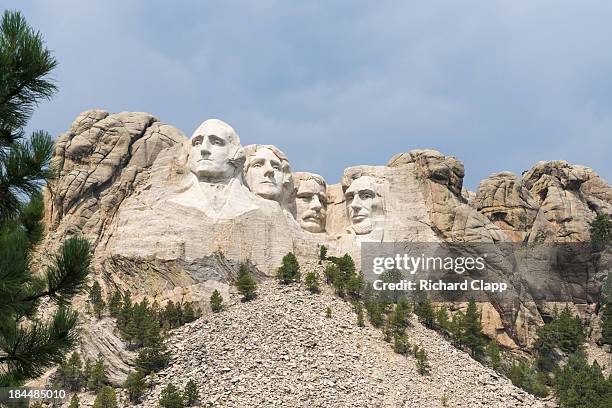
[295,177,327,233]
[345,176,383,234]
[189,119,243,182]
[245,147,286,201]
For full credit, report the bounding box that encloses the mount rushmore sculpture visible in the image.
[43,110,611,355]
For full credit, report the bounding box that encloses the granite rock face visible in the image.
[41,111,611,379]
[474,172,539,242]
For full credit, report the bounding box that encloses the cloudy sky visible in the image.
[6,1,612,189]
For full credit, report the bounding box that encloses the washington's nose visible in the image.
[200,142,211,157]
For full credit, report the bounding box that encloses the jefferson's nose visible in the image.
[263,161,275,177]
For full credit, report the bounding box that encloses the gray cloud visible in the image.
[6,0,612,189]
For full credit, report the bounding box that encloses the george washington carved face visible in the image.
[188,119,244,182]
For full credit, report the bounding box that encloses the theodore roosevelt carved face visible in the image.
[344,176,384,235]
[188,119,244,183]
[244,145,291,202]
[294,173,327,233]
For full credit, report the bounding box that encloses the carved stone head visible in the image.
[344,175,384,235]
[188,119,245,183]
[244,145,291,203]
[294,172,327,233]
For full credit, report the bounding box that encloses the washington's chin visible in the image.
[192,166,235,181]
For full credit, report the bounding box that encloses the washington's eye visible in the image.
[209,135,225,146]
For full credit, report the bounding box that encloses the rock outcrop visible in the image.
[40,110,612,381]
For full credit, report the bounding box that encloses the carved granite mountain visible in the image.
[40,110,611,381]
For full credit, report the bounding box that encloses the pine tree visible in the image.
[555,352,611,407]
[123,370,146,403]
[0,11,93,386]
[117,291,133,330]
[210,290,223,313]
[143,316,162,349]
[508,360,548,397]
[365,300,384,328]
[486,340,501,371]
[159,383,184,408]
[346,273,365,300]
[449,310,464,344]
[415,347,431,375]
[325,306,332,318]
[136,337,171,374]
[182,302,198,323]
[389,298,411,335]
[277,252,301,284]
[323,264,339,285]
[318,245,327,261]
[590,214,612,249]
[92,385,118,408]
[83,358,92,385]
[304,271,320,293]
[89,281,105,319]
[59,351,83,391]
[393,333,410,355]
[601,302,612,346]
[536,305,585,371]
[87,355,107,392]
[460,300,485,358]
[163,301,179,329]
[415,297,435,328]
[107,290,122,318]
[356,303,365,327]
[436,306,451,332]
[236,264,257,301]
[183,379,199,406]
[68,393,80,408]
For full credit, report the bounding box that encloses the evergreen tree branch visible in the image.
[0,307,79,386]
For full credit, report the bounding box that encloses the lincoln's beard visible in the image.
[352,219,373,235]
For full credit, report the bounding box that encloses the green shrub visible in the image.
[536,305,585,371]
[508,360,548,397]
[210,290,223,313]
[159,383,184,408]
[486,340,501,371]
[554,352,611,408]
[305,271,320,293]
[393,333,410,355]
[236,264,257,301]
[123,370,146,403]
[183,379,199,406]
[92,385,118,408]
[415,346,431,375]
[277,252,301,284]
